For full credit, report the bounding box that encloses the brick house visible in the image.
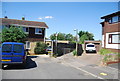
[1,17,48,54]
[100,11,120,53]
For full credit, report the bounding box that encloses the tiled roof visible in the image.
[0,18,48,28]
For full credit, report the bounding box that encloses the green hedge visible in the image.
[34,42,47,54]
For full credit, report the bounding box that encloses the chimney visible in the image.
[22,16,25,20]
[4,16,8,18]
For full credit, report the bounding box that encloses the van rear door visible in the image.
[2,44,12,63]
[12,44,24,62]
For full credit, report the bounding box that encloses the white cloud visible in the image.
[38,16,54,20]
[44,16,53,19]
[38,17,43,20]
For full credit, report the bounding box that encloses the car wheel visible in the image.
[2,64,4,69]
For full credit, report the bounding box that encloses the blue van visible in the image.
[1,42,26,67]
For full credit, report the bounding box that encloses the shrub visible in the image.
[102,53,118,63]
[34,42,47,54]
[73,50,77,56]
[99,48,113,55]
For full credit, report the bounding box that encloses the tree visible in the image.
[78,31,94,44]
[50,33,56,40]
[50,33,74,42]
[79,34,89,44]
[57,33,66,40]
[85,31,94,40]
[78,31,85,37]
[50,32,65,40]
[65,33,74,41]
[2,26,27,43]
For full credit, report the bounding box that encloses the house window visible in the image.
[23,27,29,34]
[4,25,9,28]
[112,16,118,23]
[35,28,42,34]
[108,16,119,24]
[26,41,30,49]
[118,16,120,22]
[109,34,120,44]
[108,18,112,23]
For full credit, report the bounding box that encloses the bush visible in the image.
[102,53,119,64]
[99,48,113,55]
[99,49,120,65]
[73,50,77,56]
[34,42,47,54]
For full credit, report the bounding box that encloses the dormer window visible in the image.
[35,28,42,35]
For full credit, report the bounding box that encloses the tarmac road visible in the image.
[2,55,97,79]
[1,54,119,80]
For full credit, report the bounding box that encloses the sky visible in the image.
[1,2,118,40]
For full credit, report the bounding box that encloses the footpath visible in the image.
[52,52,119,80]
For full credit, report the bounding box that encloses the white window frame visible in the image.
[109,34,120,44]
[26,41,30,49]
[111,34,120,44]
[23,27,29,34]
[35,28,42,35]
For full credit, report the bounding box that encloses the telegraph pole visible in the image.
[55,32,58,55]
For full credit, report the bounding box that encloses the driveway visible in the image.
[52,52,119,79]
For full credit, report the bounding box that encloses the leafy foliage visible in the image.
[99,48,113,55]
[79,34,89,44]
[50,33,74,41]
[65,33,74,41]
[78,31,94,44]
[2,26,27,43]
[34,42,47,54]
[73,50,77,56]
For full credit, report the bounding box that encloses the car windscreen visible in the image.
[2,44,12,53]
[13,44,23,53]
[87,45,94,47]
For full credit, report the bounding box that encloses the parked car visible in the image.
[1,42,26,68]
[46,46,52,54]
[86,43,96,53]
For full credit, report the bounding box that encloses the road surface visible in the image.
[1,54,119,80]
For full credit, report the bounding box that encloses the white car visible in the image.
[46,46,52,54]
[86,43,96,53]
